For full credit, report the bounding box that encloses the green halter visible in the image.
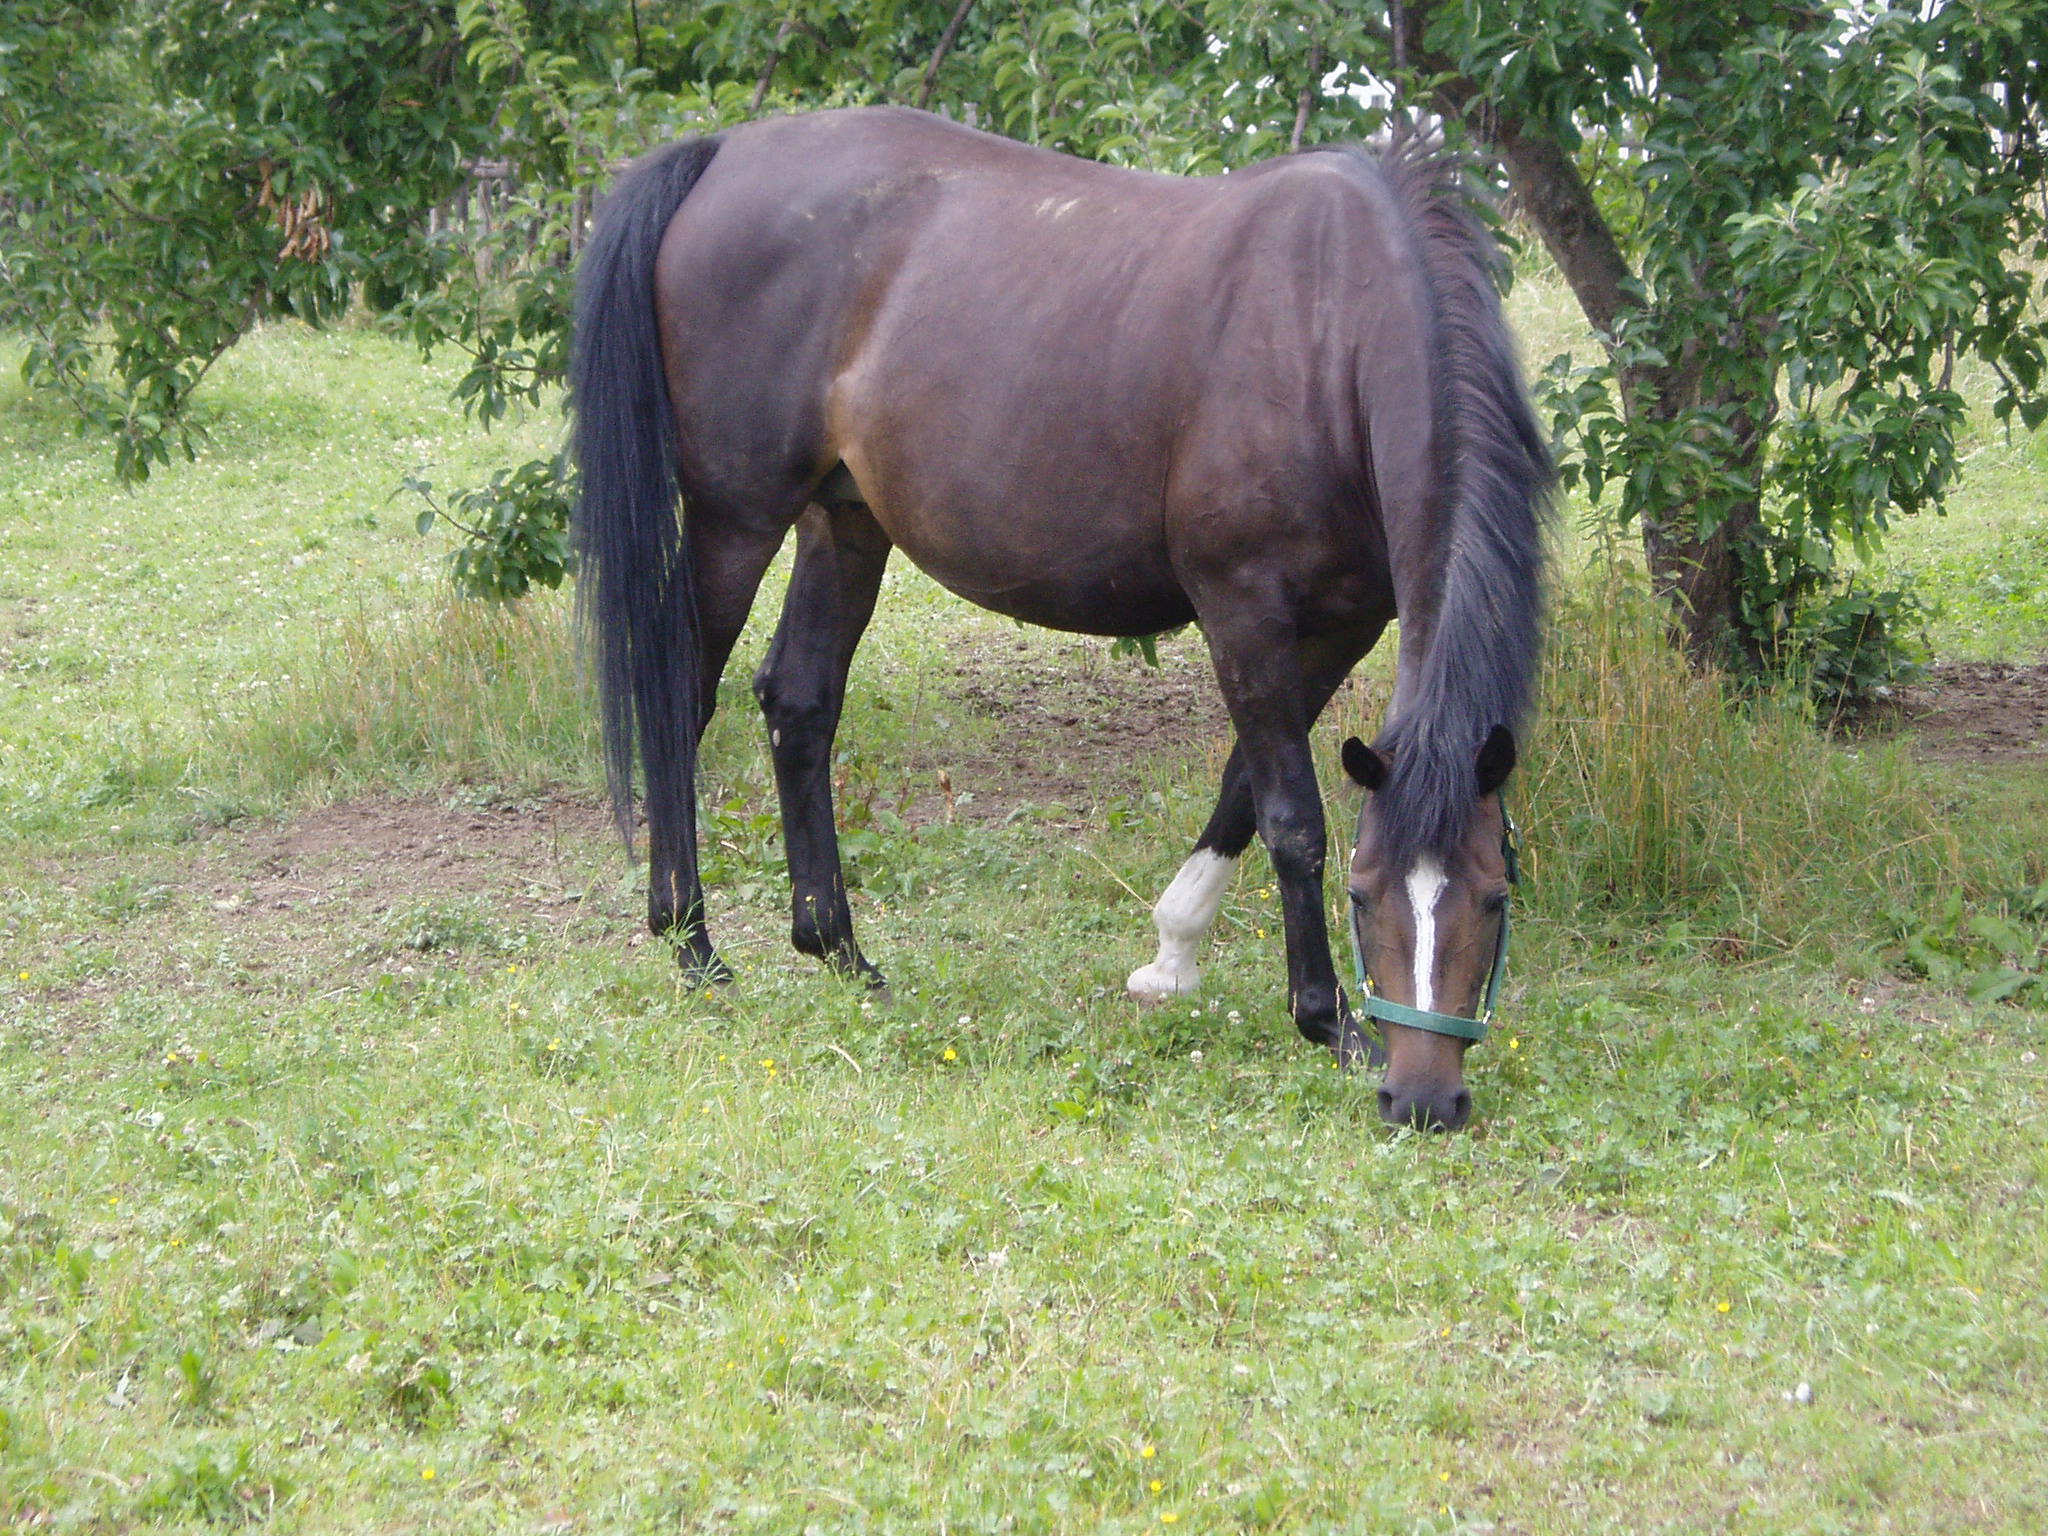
[1347,809,1519,1045]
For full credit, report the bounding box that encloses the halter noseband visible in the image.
[1346,808,1519,1045]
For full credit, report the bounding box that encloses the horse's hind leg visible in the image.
[753,501,893,986]
[650,508,793,981]
[1127,626,1384,1005]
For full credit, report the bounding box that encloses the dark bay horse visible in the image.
[570,107,1548,1131]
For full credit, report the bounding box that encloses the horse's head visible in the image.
[1341,725,1518,1133]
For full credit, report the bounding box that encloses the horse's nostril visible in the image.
[1376,1086,1396,1121]
[1445,1089,1473,1131]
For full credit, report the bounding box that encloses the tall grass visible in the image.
[205,591,599,802]
[1518,566,1980,956]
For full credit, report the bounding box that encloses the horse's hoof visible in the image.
[1126,961,1197,1004]
[821,952,890,997]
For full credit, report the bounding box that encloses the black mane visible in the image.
[1320,140,1554,873]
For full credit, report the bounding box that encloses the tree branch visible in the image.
[1290,41,1324,152]
[919,0,978,111]
[0,100,175,227]
[751,20,797,114]
[1413,50,1635,343]
[1492,128,1635,341]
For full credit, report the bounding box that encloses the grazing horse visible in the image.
[570,107,1549,1131]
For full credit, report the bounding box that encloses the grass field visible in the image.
[2,282,2046,1534]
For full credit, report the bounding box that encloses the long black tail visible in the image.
[569,134,724,846]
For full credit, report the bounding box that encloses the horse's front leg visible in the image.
[1200,617,1374,1064]
[1128,629,1385,1005]
[753,501,893,986]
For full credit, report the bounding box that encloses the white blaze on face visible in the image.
[1126,849,1239,1001]
[1404,856,1449,1012]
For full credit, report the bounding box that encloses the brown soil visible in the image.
[205,792,617,914]
[119,792,634,990]
[894,628,1239,825]
[1893,660,2048,764]
[17,794,634,1022]
[100,631,1238,981]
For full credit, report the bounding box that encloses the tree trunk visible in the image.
[1487,117,1763,668]
[1622,350,1769,671]
[1397,4,1759,668]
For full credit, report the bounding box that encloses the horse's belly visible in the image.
[870,489,1195,637]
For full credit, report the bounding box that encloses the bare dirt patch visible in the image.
[13,795,639,1023]
[136,792,637,986]
[204,791,618,917]
[898,629,1236,822]
[155,643,2045,952]
[213,793,616,912]
[1894,660,2048,764]
[108,633,1234,979]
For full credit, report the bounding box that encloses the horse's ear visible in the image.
[1342,737,1389,791]
[1475,725,1517,796]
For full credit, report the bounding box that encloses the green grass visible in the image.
[2,302,2046,1533]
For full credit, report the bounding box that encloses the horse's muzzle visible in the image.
[1377,1081,1473,1133]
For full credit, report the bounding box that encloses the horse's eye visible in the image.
[1482,892,1509,915]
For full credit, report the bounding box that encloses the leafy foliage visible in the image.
[1897,884,2048,1005]
[403,459,575,600]
[0,1,487,478]
[1481,4,2048,679]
